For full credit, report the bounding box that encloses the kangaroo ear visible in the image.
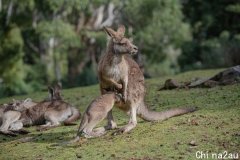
[117,25,125,37]
[12,99,16,103]
[24,98,32,103]
[104,27,117,38]
[48,86,54,96]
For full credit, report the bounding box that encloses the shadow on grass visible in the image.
[0,120,142,144]
[0,128,76,144]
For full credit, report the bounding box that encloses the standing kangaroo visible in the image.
[97,25,196,134]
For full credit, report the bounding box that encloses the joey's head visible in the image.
[12,98,33,111]
[12,99,22,110]
[114,93,123,103]
[104,25,138,55]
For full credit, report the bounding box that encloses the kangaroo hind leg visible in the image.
[0,111,21,136]
[37,112,61,131]
[113,104,137,135]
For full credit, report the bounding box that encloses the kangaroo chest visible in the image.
[104,58,128,82]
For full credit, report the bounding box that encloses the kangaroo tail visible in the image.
[64,107,81,125]
[137,102,197,122]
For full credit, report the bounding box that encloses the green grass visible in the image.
[0,69,239,160]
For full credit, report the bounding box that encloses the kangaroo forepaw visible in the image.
[116,83,122,89]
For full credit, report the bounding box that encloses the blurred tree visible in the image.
[1,0,238,98]
[122,0,191,75]
[0,0,85,96]
[0,26,29,96]
[179,0,240,70]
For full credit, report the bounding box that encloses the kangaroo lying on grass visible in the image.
[0,84,62,127]
[0,85,81,136]
[0,84,61,129]
[0,98,37,136]
[0,85,62,136]
[96,25,196,135]
[0,99,31,122]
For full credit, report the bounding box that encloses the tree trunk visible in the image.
[6,0,13,26]
[0,0,2,12]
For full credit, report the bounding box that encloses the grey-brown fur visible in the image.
[75,92,122,139]
[97,25,196,134]
[0,88,58,136]
[0,85,81,136]
[98,25,138,130]
[0,98,36,125]
[0,98,37,136]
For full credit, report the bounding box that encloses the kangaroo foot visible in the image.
[112,122,137,135]
[82,131,106,138]
[11,129,30,135]
[94,127,107,133]
[93,128,107,137]
[105,121,118,130]
[0,130,18,137]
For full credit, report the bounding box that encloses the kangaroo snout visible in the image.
[131,45,138,55]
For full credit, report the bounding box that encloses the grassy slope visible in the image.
[0,69,239,160]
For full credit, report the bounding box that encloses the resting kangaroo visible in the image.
[0,84,62,130]
[0,85,81,136]
[0,84,62,136]
[75,92,122,139]
[97,25,196,134]
[0,98,37,136]
[0,99,33,123]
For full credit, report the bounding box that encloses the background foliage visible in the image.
[0,0,239,97]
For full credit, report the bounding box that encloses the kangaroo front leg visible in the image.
[105,110,117,130]
[113,106,137,135]
[122,77,128,102]
[102,76,122,90]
